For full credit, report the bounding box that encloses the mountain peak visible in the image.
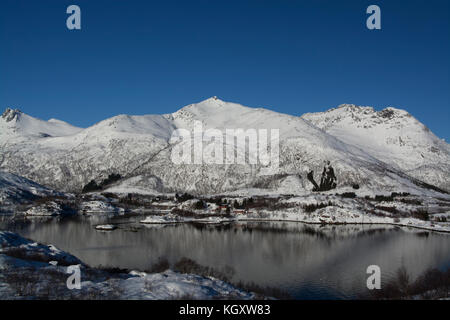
[303,104,416,129]
[2,108,22,122]
[325,104,412,120]
[336,103,357,109]
[334,104,374,112]
[1,108,82,138]
[378,106,411,118]
[200,96,225,105]
[175,96,225,112]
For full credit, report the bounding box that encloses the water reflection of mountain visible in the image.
[0,217,448,299]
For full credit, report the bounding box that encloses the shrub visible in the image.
[81,173,122,193]
[98,265,130,274]
[396,266,410,296]
[302,201,333,213]
[375,205,398,214]
[175,193,194,202]
[82,180,100,193]
[101,192,119,199]
[369,267,450,300]
[233,280,292,300]
[340,192,356,198]
[367,209,386,217]
[391,192,410,198]
[245,198,269,209]
[171,208,196,217]
[411,208,429,221]
[173,257,234,283]
[233,199,248,209]
[101,173,121,186]
[374,195,394,202]
[399,198,422,205]
[147,258,170,273]
[411,268,450,297]
[171,257,291,299]
[194,200,205,210]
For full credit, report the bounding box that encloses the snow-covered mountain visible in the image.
[302,104,450,192]
[0,98,448,195]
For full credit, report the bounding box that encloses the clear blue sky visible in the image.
[1,0,449,140]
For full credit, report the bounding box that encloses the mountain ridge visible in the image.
[301,103,450,191]
[1,98,448,194]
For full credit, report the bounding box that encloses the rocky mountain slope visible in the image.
[302,104,450,191]
[0,98,448,195]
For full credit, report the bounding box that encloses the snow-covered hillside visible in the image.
[0,171,56,207]
[302,104,450,191]
[1,108,82,139]
[0,98,448,195]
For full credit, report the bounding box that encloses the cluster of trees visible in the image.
[82,173,122,193]
[175,193,195,202]
[233,198,254,209]
[194,200,205,210]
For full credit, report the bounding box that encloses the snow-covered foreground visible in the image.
[0,231,255,300]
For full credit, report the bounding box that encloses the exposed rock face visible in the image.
[2,108,21,122]
[307,161,337,192]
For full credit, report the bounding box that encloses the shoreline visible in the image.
[136,214,450,234]
[234,218,450,234]
[3,210,450,234]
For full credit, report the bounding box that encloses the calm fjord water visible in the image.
[1,215,449,299]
